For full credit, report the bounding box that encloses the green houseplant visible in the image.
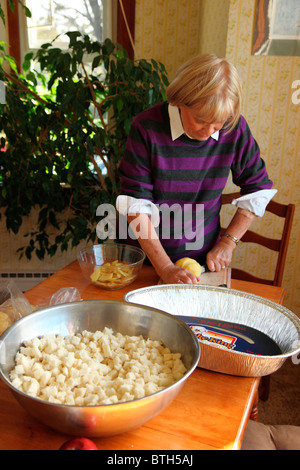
[0,31,169,260]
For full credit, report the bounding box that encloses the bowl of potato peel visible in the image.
[78,243,146,290]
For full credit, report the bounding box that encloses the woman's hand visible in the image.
[206,237,235,272]
[127,214,199,285]
[159,264,199,284]
[206,207,257,272]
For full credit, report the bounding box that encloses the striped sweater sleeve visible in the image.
[118,112,156,202]
[230,116,273,194]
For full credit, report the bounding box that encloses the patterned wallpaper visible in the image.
[2,0,299,316]
[225,0,300,315]
[134,0,202,80]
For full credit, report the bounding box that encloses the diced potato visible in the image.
[10,327,186,406]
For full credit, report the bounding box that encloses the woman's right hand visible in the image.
[126,214,199,285]
[159,264,199,285]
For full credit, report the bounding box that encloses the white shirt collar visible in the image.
[168,104,219,142]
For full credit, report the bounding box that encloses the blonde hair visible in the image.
[166,54,242,132]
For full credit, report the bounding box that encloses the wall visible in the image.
[134,0,202,79]
[135,0,230,79]
[135,0,300,316]
[197,0,230,58]
[0,1,6,43]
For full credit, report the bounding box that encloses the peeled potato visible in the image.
[175,257,193,269]
[175,257,202,277]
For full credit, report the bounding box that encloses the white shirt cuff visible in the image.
[231,189,278,217]
[116,195,160,226]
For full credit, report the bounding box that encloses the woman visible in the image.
[116,54,276,284]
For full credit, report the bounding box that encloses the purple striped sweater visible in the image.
[118,102,273,263]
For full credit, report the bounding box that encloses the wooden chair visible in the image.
[221,192,295,287]
[221,192,295,401]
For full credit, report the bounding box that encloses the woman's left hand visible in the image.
[206,238,235,272]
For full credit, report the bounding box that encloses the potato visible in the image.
[10,327,186,405]
[90,266,101,282]
[0,311,13,335]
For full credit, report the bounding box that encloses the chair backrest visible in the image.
[221,192,295,286]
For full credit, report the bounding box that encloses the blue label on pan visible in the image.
[177,316,281,356]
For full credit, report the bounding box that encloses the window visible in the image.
[25,0,113,50]
[5,0,135,71]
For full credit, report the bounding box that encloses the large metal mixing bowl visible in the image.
[0,300,200,437]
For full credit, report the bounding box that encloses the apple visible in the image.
[59,437,98,450]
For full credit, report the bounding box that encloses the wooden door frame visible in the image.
[117,0,135,59]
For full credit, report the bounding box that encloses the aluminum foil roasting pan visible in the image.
[125,285,300,377]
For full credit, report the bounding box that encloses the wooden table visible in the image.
[0,263,285,451]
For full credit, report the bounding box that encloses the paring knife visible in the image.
[200,263,228,287]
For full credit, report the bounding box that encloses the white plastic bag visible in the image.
[36,287,82,309]
[0,281,82,336]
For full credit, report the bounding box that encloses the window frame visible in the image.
[6,0,135,71]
